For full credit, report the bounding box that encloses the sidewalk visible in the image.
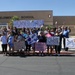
[0,42,75,56]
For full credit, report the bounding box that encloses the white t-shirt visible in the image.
[44,30,48,34]
[1,36,7,44]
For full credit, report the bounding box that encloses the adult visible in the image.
[0,32,7,54]
[62,27,71,51]
[8,31,14,52]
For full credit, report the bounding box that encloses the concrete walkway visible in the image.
[0,41,75,56]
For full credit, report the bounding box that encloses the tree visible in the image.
[8,16,19,27]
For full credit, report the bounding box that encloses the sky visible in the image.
[0,0,75,16]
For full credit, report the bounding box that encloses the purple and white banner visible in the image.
[35,42,47,51]
[13,20,44,28]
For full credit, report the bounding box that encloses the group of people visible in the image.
[0,25,71,55]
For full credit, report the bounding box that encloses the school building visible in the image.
[0,10,75,35]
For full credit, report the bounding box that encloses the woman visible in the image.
[38,31,46,55]
[8,31,14,52]
[0,32,7,54]
[46,29,55,55]
[55,29,62,55]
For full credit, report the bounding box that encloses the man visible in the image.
[62,27,71,51]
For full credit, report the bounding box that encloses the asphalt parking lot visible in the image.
[0,55,75,75]
[0,39,75,75]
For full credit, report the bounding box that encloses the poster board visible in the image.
[66,38,75,48]
[13,20,44,28]
[35,42,47,51]
[47,37,60,45]
[14,41,25,50]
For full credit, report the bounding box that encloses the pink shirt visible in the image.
[46,33,52,37]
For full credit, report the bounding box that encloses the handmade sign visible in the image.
[35,42,47,51]
[47,37,60,45]
[27,33,38,45]
[14,41,25,50]
[13,20,44,28]
[66,38,75,48]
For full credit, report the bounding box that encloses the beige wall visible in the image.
[0,10,53,25]
[53,16,75,25]
[53,16,75,35]
[0,11,75,35]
